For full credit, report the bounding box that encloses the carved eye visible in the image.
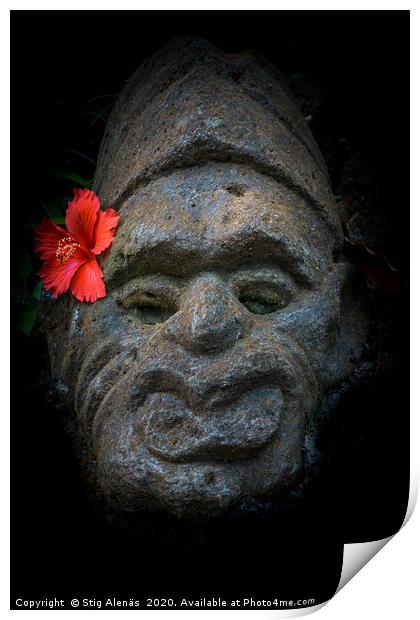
[237,286,289,315]
[118,292,177,325]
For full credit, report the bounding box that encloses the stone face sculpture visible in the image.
[44,38,366,517]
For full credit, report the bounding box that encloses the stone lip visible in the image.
[127,343,300,409]
[141,386,283,462]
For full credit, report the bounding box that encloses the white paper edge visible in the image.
[4,7,416,620]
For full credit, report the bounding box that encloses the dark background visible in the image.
[11,10,409,609]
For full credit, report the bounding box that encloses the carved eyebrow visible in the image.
[106,228,325,289]
[213,231,323,286]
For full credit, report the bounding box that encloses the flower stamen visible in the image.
[56,237,80,264]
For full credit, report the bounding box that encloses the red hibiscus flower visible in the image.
[35,188,119,303]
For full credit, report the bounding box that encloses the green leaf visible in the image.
[40,197,66,220]
[31,281,43,301]
[17,250,32,288]
[52,216,66,225]
[18,307,37,337]
[64,147,96,165]
[11,288,25,304]
[50,169,94,188]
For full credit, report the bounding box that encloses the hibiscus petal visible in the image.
[66,188,100,249]
[39,246,90,298]
[69,258,106,303]
[34,220,69,262]
[91,208,120,254]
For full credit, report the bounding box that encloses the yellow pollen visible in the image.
[56,237,80,263]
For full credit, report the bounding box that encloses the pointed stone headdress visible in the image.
[94,37,341,237]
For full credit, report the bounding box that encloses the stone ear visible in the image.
[321,265,369,392]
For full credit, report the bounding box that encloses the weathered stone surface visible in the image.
[43,38,366,517]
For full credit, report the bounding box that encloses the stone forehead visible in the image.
[104,164,333,286]
[94,37,342,238]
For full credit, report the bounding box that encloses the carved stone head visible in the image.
[45,39,365,517]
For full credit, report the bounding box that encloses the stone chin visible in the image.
[96,432,306,518]
[94,401,310,518]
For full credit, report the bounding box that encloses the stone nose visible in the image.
[163,273,251,354]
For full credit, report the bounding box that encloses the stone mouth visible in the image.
[140,386,283,463]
